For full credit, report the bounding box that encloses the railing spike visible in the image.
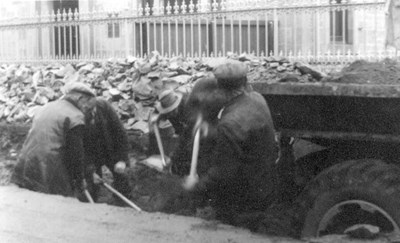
[174,0,180,14]
[145,3,151,16]
[181,1,188,14]
[189,0,195,13]
[166,1,172,15]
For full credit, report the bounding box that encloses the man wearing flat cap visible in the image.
[11,82,97,198]
[183,59,279,224]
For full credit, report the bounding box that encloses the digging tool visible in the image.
[84,189,94,204]
[183,125,201,190]
[153,123,167,167]
[93,173,142,211]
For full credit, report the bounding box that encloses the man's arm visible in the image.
[102,100,130,163]
[194,124,242,193]
[65,125,86,188]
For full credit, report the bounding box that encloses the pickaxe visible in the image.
[153,122,168,168]
[93,173,142,211]
[84,189,94,203]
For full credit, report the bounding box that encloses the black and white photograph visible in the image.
[1,0,400,242]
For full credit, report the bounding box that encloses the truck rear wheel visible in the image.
[296,159,400,238]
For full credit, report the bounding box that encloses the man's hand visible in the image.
[114,161,127,174]
[93,173,103,184]
[80,178,88,191]
[149,113,160,125]
[182,174,199,191]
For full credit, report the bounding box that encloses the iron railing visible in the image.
[0,0,394,71]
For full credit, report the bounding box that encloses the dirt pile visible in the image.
[323,59,400,84]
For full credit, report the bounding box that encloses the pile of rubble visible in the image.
[0,52,323,134]
[322,58,400,84]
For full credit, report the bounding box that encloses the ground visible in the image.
[0,185,300,243]
[0,123,395,243]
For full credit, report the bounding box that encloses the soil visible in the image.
[325,59,400,84]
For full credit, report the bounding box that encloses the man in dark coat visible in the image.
[184,60,279,224]
[170,76,228,176]
[84,98,131,201]
[11,82,97,197]
[146,88,190,161]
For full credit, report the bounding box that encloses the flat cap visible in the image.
[62,82,96,97]
[213,60,248,89]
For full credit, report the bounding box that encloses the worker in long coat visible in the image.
[170,76,228,176]
[11,82,97,197]
[184,60,279,224]
[83,98,131,201]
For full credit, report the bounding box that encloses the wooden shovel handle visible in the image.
[189,128,201,177]
[153,123,167,167]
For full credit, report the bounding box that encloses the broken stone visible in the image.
[109,88,121,97]
[92,68,105,75]
[269,62,279,68]
[295,62,326,81]
[79,63,95,73]
[128,120,149,133]
[126,55,137,64]
[277,66,287,72]
[63,72,80,84]
[169,75,192,84]
[148,71,161,79]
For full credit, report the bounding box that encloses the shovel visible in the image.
[93,173,142,211]
[153,123,167,168]
[182,125,201,190]
[84,189,94,204]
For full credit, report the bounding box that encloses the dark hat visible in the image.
[62,82,96,97]
[213,60,248,89]
[155,89,183,114]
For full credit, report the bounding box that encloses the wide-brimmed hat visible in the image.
[155,89,183,114]
[213,60,248,89]
[62,82,96,97]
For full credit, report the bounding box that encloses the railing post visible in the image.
[273,1,279,56]
[125,18,129,57]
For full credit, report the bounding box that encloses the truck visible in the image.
[251,81,400,238]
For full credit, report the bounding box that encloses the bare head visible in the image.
[213,59,248,91]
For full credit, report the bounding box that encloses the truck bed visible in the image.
[251,82,400,144]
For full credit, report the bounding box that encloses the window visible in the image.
[330,0,353,44]
[107,13,120,38]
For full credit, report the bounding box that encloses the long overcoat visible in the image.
[12,99,85,196]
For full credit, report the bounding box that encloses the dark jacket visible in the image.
[147,91,189,157]
[11,98,86,196]
[84,98,130,172]
[171,77,227,175]
[195,91,279,219]
[159,91,189,136]
[83,98,131,198]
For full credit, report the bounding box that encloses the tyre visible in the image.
[294,159,400,238]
